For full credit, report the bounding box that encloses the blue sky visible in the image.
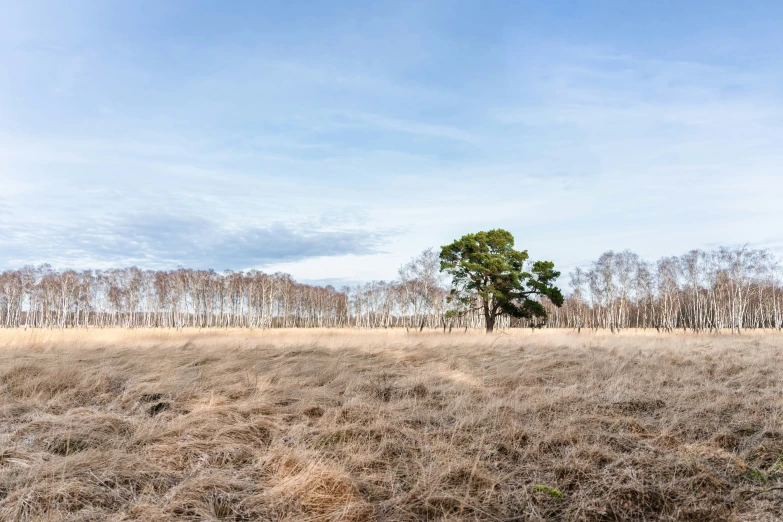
[2,1,783,284]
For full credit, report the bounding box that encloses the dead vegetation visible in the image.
[0,329,782,521]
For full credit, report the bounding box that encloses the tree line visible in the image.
[543,247,782,333]
[0,250,463,330]
[0,234,779,333]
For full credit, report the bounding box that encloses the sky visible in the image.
[2,1,783,285]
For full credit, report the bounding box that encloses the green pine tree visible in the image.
[440,229,563,333]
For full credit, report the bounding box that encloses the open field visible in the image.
[1,329,782,521]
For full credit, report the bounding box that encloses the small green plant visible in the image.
[771,453,783,472]
[532,484,564,499]
[745,468,768,483]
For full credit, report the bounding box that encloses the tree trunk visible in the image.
[486,315,495,333]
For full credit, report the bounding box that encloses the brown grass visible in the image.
[1,328,782,521]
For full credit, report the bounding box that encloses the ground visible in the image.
[0,329,782,521]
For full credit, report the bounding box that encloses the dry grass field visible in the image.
[1,329,782,521]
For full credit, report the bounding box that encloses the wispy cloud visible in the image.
[0,213,391,270]
[338,112,478,143]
